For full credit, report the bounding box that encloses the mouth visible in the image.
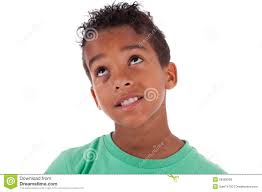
[114,95,144,111]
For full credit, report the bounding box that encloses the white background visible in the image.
[0,0,261,174]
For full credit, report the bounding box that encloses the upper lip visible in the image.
[114,93,144,107]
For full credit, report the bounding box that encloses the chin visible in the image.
[116,113,153,129]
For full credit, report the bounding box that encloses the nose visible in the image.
[114,79,133,90]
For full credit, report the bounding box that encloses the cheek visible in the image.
[141,73,166,113]
[93,77,108,89]
[142,72,165,99]
[97,94,110,108]
[93,86,111,107]
[143,85,165,112]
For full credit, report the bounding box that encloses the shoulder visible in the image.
[182,142,227,174]
[45,134,105,174]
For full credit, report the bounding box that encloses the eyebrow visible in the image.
[120,44,147,52]
[88,44,147,70]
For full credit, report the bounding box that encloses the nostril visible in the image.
[115,81,132,90]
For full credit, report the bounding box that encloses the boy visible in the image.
[45,2,226,174]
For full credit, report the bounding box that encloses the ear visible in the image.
[164,62,177,89]
[90,87,101,110]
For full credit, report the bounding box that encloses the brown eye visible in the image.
[95,66,108,77]
[129,55,143,65]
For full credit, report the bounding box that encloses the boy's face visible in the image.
[83,25,177,128]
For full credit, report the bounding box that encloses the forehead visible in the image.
[83,25,155,65]
[85,25,145,49]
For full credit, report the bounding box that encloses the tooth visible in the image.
[120,96,139,106]
[122,100,128,106]
[128,98,134,103]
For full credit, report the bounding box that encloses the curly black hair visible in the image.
[77,1,170,82]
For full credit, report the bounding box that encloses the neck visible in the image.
[112,100,184,159]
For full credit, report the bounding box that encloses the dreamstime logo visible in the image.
[83,148,98,162]
[138,28,157,47]
[77,27,98,41]
[144,88,159,102]
[6,177,15,185]
[137,138,167,168]
[4,174,18,189]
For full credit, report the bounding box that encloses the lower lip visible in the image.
[117,97,143,111]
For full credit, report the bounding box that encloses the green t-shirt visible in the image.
[45,132,226,174]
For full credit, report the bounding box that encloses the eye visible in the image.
[95,66,108,77]
[129,55,143,65]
